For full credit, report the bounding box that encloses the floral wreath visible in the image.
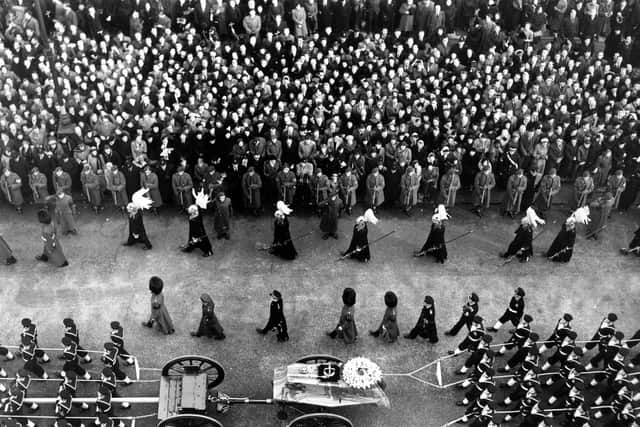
[342,357,383,390]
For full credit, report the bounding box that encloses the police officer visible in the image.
[445,293,479,336]
[487,288,525,333]
[109,321,135,366]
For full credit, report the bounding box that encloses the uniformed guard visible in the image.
[0,346,14,381]
[3,384,37,427]
[499,334,539,373]
[538,313,573,354]
[500,386,539,424]
[457,384,495,424]
[499,369,539,409]
[546,366,585,406]
[583,313,617,352]
[445,293,480,337]
[449,316,485,356]
[487,288,525,333]
[54,389,73,427]
[456,335,493,375]
[563,403,590,427]
[63,318,92,363]
[101,367,131,409]
[543,347,583,388]
[541,331,578,372]
[59,371,90,410]
[585,331,625,370]
[20,336,48,379]
[456,368,495,407]
[21,318,50,363]
[403,295,438,342]
[103,343,133,385]
[588,348,628,387]
[496,314,533,356]
[109,321,135,366]
[11,369,38,411]
[592,367,636,411]
[61,336,91,380]
[459,349,495,389]
[96,385,115,423]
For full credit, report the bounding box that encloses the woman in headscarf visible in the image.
[256,290,289,342]
[270,201,297,260]
[35,209,68,268]
[341,209,377,262]
[414,205,448,263]
[191,294,225,340]
[181,204,213,257]
[404,295,438,342]
[142,276,174,335]
[369,291,400,343]
[326,288,357,344]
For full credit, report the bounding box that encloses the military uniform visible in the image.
[488,288,525,332]
[450,316,485,356]
[110,321,135,366]
[446,293,479,336]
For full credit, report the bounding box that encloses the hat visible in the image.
[110,321,120,329]
[573,347,583,356]
[485,384,496,394]
[342,288,356,306]
[0,347,7,356]
[568,331,578,340]
[102,367,113,377]
[104,342,115,351]
[385,291,398,308]
[63,318,75,326]
[484,368,495,377]
[61,336,72,346]
[470,293,479,302]
[615,331,624,339]
[516,288,525,297]
[524,314,533,323]
[473,315,484,324]
[563,313,573,322]
[482,335,493,344]
[21,318,32,327]
[424,295,434,304]
[529,333,539,341]
[607,313,618,322]
[276,200,292,216]
[270,290,282,300]
[485,350,495,358]
[432,204,450,222]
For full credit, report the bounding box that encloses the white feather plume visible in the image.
[433,204,450,221]
[363,208,378,224]
[569,206,591,224]
[523,207,545,228]
[276,200,293,216]
[192,189,210,209]
[131,188,153,211]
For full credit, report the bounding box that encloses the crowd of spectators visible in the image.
[2,0,640,217]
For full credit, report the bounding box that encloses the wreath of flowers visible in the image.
[342,357,383,390]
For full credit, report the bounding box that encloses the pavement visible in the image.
[0,193,639,427]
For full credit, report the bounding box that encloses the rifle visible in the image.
[415,231,473,256]
[547,245,573,260]
[585,225,607,240]
[337,230,396,261]
[501,229,547,266]
[256,230,315,251]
